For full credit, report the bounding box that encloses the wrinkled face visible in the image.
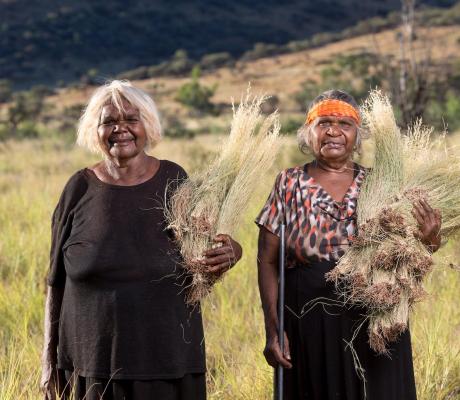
[310,115,358,163]
[97,100,147,160]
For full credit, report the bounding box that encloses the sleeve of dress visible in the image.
[47,171,88,288]
[164,162,188,208]
[255,170,287,237]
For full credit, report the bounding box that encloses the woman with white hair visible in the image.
[256,89,441,399]
[40,80,242,400]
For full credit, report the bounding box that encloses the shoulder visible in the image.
[354,163,370,179]
[160,159,188,180]
[354,163,369,173]
[55,169,90,215]
[273,165,304,186]
[60,169,90,198]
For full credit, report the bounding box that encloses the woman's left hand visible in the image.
[202,234,243,275]
[411,198,442,252]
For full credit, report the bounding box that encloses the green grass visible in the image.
[0,136,459,399]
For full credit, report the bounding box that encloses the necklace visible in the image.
[313,159,353,174]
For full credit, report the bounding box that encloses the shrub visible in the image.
[15,121,39,139]
[241,43,284,61]
[445,91,460,131]
[164,116,195,139]
[57,104,84,133]
[294,52,383,111]
[295,79,321,111]
[165,49,194,76]
[200,52,234,70]
[281,117,304,135]
[118,66,149,81]
[0,79,12,103]
[175,67,217,114]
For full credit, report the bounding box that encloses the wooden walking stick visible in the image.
[275,223,286,400]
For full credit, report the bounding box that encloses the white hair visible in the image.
[77,80,162,155]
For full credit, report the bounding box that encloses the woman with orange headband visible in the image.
[256,90,441,399]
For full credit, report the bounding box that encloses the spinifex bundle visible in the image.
[166,92,281,304]
[326,91,460,354]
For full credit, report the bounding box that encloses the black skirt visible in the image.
[56,370,206,400]
[283,261,417,400]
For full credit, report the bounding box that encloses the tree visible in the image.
[166,49,194,76]
[373,0,433,126]
[5,87,47,137]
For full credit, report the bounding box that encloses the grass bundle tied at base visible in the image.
[326,90,460,355]
[166,91,281,304]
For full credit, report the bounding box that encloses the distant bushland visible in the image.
[1,0,458,89]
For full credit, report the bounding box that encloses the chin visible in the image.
[109,148,140,160]
[321,149,347,158]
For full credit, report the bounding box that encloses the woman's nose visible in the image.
[113,121,129,132]
[326,124,341,136]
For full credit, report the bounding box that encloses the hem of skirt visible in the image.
[57,363,207,380]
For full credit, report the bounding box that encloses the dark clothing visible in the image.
[56,370,206,400]
[48,160,206,383]
[284,261,417,400]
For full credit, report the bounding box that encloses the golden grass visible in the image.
[165,93,281,303]
[0,136,459,399]
[327,91,460,359]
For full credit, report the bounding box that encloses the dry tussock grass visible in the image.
[166,91,281,303]
[327,91,460,354]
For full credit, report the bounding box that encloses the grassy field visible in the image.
[0,135,459,399]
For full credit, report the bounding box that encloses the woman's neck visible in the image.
[101,153,156,184]
[313,158,354,173]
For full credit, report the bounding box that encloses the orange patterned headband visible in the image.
[306,99,360,125]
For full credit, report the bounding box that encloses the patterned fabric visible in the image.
[255,162,367,266]
[306,99,360,125]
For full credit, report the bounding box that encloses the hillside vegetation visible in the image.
[1,22,459,142]
[1,0,458,88]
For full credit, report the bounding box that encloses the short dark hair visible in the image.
[308,89,359,112]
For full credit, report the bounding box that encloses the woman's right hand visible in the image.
[263,330,292,369]
[40,362,57,400]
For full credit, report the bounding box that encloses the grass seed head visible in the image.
[165,90,281,303]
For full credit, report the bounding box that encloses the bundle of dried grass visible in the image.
[166,91,281,304]
[326,90,460,354]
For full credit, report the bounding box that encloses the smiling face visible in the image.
[97,100,147,161]
[310,115,357,164]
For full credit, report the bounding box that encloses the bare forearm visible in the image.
[257,228,281,337]
[42,286,63,364]
[257,260,279,336]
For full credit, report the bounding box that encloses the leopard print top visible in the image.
[256,162,367,266]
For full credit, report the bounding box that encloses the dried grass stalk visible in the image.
[166,90,281,304]
[326,90,460,354]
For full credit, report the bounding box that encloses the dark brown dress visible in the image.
[48,160,206,400]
